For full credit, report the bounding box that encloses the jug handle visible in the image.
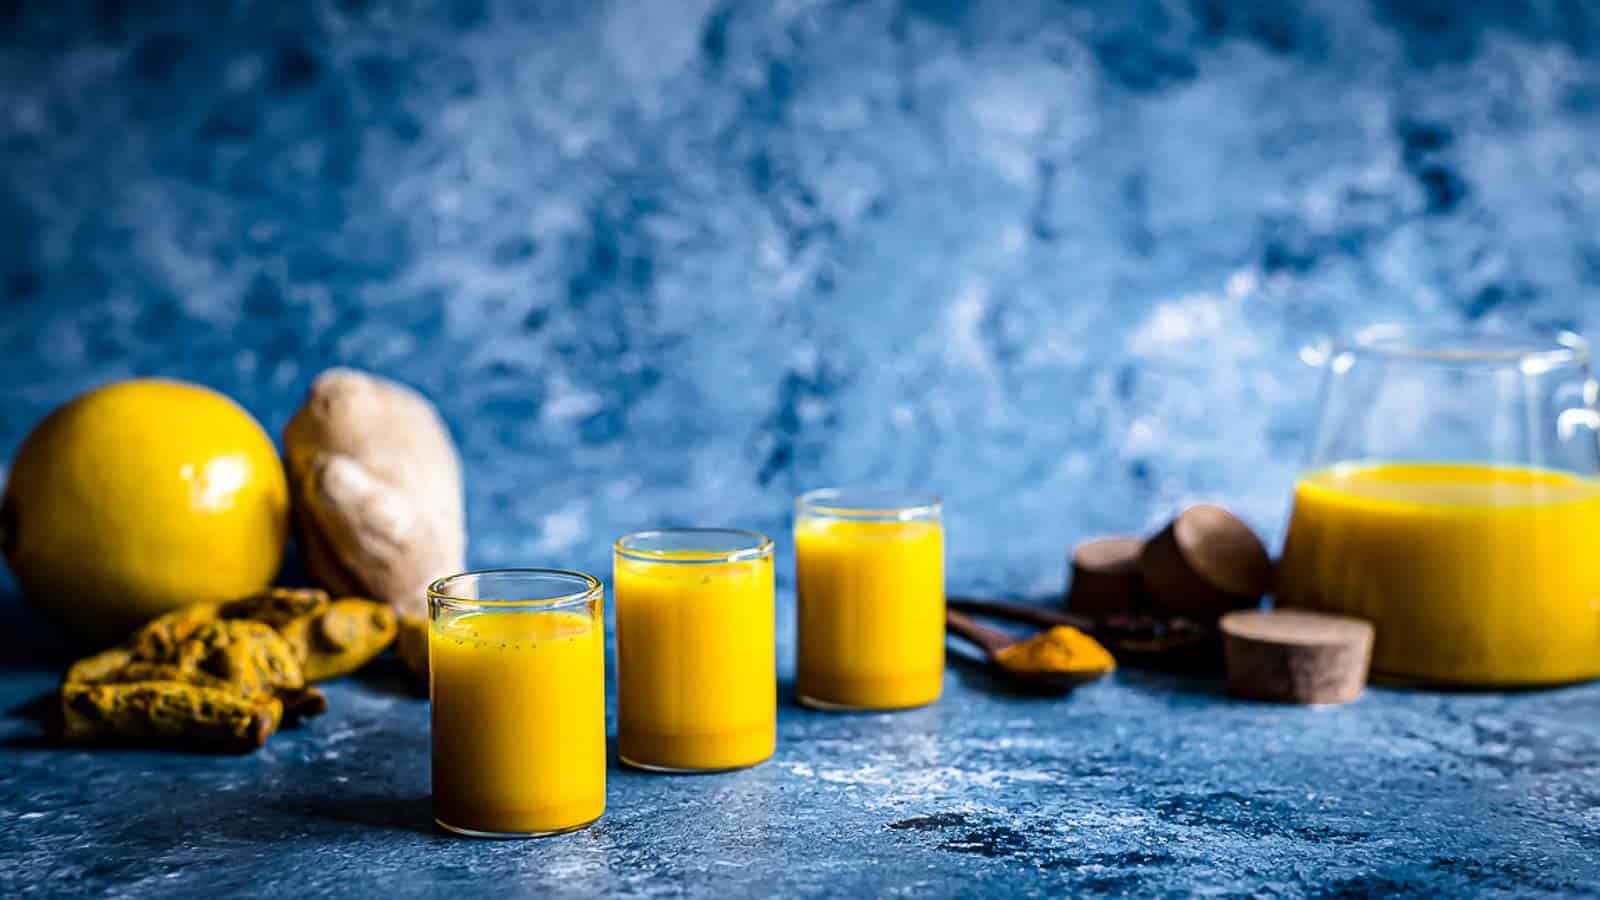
[1556,376,1600,461]
[1301,338,1356,372]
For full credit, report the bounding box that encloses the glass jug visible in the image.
[1276,325,1600,687]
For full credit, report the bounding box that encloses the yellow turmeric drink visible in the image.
[613,529,776,772]
[1277,462,1600,687]
[795,489,945,710]
[429,570,605,838]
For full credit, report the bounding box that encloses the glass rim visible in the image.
[427,567,602,610]
[796,487,943,521]
[1327,324,1590,370]
[614,527,774,564]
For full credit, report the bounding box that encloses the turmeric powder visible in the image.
[994,626,1116,679]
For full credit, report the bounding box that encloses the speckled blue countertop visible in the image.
[7,0,1600,895]
[4,590,1600,898]
[9,592,1600,890]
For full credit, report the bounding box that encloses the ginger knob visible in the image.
[283,369,466,620]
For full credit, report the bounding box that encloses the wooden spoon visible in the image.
[949,596,1219,674]
[946,609,1112,691]
[949,597,1092,631]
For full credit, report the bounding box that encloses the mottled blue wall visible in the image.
[4,0,1600,599]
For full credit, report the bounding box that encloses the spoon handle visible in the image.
[948,597,1092,632]
[945,609,1018,657]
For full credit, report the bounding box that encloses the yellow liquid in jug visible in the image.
[1277,462,1600,686]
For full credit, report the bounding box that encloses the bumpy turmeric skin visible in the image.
[61,617,309,750]
[74,620,304,698]
[278,598,398,682]
[65,647,134,684]
[60,681,283,752]
[58,588,395,750]
[187,621,306,697]
[219,588,396,681]
[115,587,396,682]
[219,586,328,629]
[128,603,221,662]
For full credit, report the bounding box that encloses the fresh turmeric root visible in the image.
[61,681,283,751]
[59,587,395,751]
[219,586,327,628]
[65,646,135,684]
[218,587,396,681]
[72,620,302,697]
[277,596,398,682]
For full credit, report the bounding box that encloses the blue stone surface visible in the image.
[4,0,1600,895]
[6,625,1600,897]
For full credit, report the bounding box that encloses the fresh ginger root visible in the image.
[282,369,465,626]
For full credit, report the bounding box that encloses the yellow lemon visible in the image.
[2,379,289,645]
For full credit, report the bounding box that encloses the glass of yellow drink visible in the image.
[613,528,775,772]
[429,568,605,838]
[1278,327,1600,686]
[794,488,945,710]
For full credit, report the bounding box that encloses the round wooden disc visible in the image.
[1066,536,1146,616]
[1140,505,1273,618]
[1175,505,1274,598]
[1220,609,1375,704]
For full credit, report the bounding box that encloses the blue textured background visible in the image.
[6,4,1600,897]
[6,0,1600,598]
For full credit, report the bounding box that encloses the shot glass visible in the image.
[794,488,945,711]
[429,568,605,838]
[614,528,776,772]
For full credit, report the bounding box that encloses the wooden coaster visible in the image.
[1220,609,1375,704]
[1065,536,1146,616]
[1139,505,1273,618]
